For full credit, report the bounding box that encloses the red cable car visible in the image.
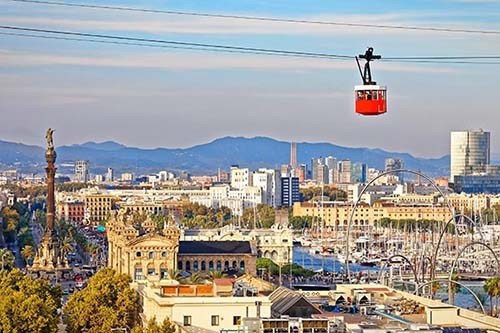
[354,47,387,116]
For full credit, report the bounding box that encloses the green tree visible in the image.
[1,206,20,242]
[289,216,313,229]
[64,268,141,333]
[144,317,176,333]
[0,269,61,333]
[242,204,275,228]
[21,245,36,264]
[0,248,15,270]
[257,258,279,276]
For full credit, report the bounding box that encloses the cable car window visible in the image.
[357,91,364,100]
[366,91,372,100]
[373,91,378,100]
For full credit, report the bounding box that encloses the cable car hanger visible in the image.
[354,47,387,116]
[356,47,381,85]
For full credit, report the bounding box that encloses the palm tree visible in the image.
[0,248,15,270]
[61,237,74,258]
[483,277,498,315]
[167,269,183,282]
[208,270,227,280]
[187,272,204,285]
[20,245,35,264]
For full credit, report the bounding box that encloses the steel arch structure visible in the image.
[431,214,484,281]
[415,279,486,314]
[448,240,500,282]
[345,169,453,279]
[376,254,420,284]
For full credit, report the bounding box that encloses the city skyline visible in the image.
[1,0,500,157]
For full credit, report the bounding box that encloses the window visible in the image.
[233,316,241,325]
[134,268,143,281]
[211,315,219,326]
[136,251,141,257]
[161,251,167,257]
[149,251,154,259]
[183,316,192,326]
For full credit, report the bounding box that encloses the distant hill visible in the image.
[0,136,450,176]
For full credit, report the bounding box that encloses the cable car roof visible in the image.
[354,85,386,91]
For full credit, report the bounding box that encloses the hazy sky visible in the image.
[1,0,500,158]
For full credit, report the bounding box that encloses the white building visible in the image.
[74,160,89,183]
[105,167,114,182]
[253,168,281,207]
[121,172,134,182]
[138,277,271,332]
[231,166,252,189]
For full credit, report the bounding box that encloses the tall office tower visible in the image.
[281,176,300,207]
[324,156,337,184]
[314,163,329,184]
[74,160,90,183]
[338,160,352,183]
[297,164,307,183]
[385,158,404,183]
[106,167,114,182]
[351,163,367,183]
[450,130,490,182]
[290,142,298,169]
[311,157,322,181]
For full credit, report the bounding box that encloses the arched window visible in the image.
[224,261,230,271]
[209,261,214,271]
[240,261,245,271]
[216,261,222,271]
[193,261,199,272]
[232,261,237,270]
[185,261,191,271]
[201,261,206,271]
[178,261,183,270]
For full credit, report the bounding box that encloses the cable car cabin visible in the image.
[354,85,387,116]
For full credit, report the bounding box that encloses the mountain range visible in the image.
[0,136,450,176]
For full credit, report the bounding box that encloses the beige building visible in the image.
[117,200,165,216]
[293,202,453,229]
[180,224,294,265]
[107,211,257,281]
[84,193,117,223]
[138,276,271,332]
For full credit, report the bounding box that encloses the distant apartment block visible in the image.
[74,160,89,183]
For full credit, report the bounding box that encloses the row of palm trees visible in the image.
[167,270,227,284]
[484,276,500,317]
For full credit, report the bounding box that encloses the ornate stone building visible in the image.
[107,211,257,281]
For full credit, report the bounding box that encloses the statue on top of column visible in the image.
[46,128,54,149]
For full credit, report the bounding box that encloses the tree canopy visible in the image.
[241,204,275,228]
[300,186,347,202]
[63,268,141,333]
[0,269,61,333]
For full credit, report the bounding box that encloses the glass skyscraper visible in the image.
[450,130,490,182]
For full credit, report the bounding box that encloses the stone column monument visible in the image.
[31,128,65,272]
